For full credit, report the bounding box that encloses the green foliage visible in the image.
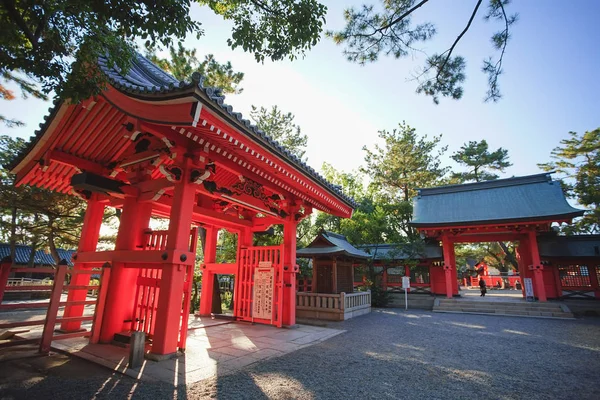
[538,128,600,234]
[220,290,233,311]
[0,135,85,263]
[146,42,244,94]
[328,0,518,103]
[362,122,448,202]
[250,105,308,161]
[200,0,327,62]
[451,140,512,183]
[0,0,202,105]
[1,0,326,124]
[359,279,390,307]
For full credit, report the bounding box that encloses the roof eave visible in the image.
[410,211,586,229]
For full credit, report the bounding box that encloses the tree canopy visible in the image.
[362,122,448,202]
[250,105,308,161]
[0,135,85,264]
[146,43,245,94]
[538,128,600,234]
[328,0,519,103]
[0,0,326,126]
[451,139,511,183]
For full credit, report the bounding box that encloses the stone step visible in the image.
[437,305,563,313]
[439,300,564,309]
[433,300,574,319]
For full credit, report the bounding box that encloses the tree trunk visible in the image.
[48,218,61,264]
[9,205,17,266]
[498,242,518,270]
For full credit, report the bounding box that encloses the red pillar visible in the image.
[151,161,196,356]
[282,219,298,327]
[382,266,388,291]
[0,256,12,304]
[516,239,531,298]
[99,198,152,343]
[441,236,455,299]
[198,225,218,316]
[528,231,547,302]
[60,197,105,332]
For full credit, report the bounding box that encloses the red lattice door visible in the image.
[234,246,284,328]
[131,228,198,349]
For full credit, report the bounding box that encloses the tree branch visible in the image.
[436,0,483,79]
[377,0,430,35]
[2,0,39,49]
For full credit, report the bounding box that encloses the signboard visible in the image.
[253,262,274,320]
[402,276,411,289]
[524,278,535,302]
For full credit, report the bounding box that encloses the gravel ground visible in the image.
[2,309,599,399]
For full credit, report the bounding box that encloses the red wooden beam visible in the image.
[102,87,199,126]
[47,150,109,175]
[75,249,195,266]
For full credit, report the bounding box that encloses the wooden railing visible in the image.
[0,260,111,353]
[343,291,371,311]
[7,278,53,287]
[297,292,343,311]
[296,291,371,321]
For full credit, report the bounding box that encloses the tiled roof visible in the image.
[297,231,370,259]
[411,173,584,227]
[7,52,356,209]
[357,242,443,261]
[0,243,74,266]
[537,234,600,258]
[97,52,356,208]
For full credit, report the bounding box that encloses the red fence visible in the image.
[0,258,111,353]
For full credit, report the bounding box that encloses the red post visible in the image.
[282,219,298,327]
[151,160,195,356]
[0,256,12,304]
[198,225,218,316]
[99,199,152,343]
[90,264,111,344]
[441,236,454,299]
[40,262,68,353]
[61,197,105,332]
[528,231,547,302]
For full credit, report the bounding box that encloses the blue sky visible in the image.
[3,0,599,181]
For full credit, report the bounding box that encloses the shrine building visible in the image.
[7,52,357,358]
[411,173,588,301]
[354,242,443,294]
[295,230,372,321]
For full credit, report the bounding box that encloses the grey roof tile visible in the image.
[537,234,600,258]
[411,173,584,226]
[297,231,370,259]
[357,243,443,261]
[0,243,74,266]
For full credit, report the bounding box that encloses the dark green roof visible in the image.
[538,235,600,258]
[296,231,370,259]
[411,173,585,227]
[357,243,442,261]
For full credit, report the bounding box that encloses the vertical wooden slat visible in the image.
[90,265,111,344]
[39,264,67,353]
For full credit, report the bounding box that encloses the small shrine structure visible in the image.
[537,234,600,299]
[295,231,371,320]
[7,52,356,357]
[355,242,443,294]
[411,173,585,301]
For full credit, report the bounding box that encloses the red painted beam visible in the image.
[47,150,109,175]
[102,87,199,126]
[75,249,195,266]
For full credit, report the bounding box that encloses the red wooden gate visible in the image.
[131,228,198,350]
[234,245,284,328]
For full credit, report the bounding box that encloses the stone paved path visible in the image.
[1,309,599,399]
